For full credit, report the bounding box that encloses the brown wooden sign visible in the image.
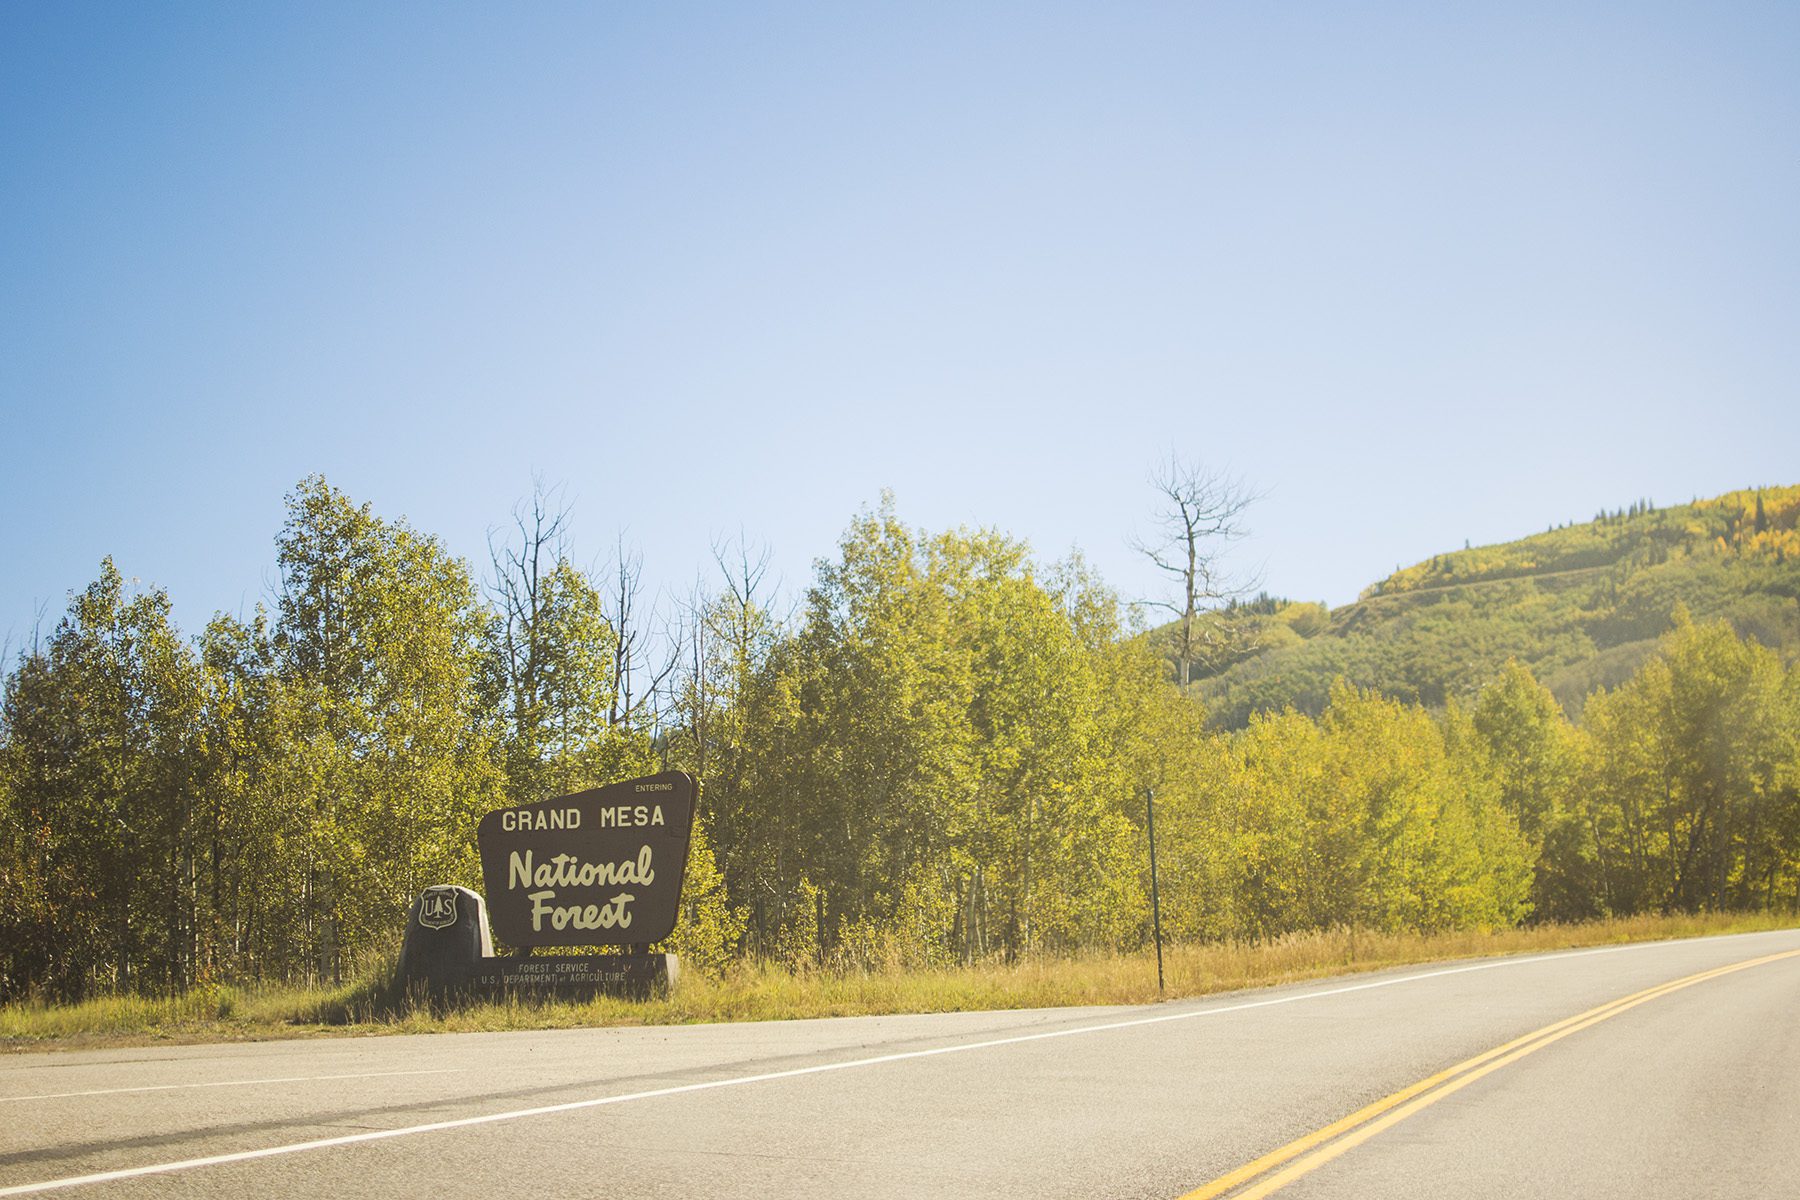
[476,771,696,948]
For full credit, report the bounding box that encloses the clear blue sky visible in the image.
[4,2,1796,646]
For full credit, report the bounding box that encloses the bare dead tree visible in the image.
[646,598,688,769]
[703,532,782,868]
[606,536,644,728]
[680,576,712,779]
[678,537,766,772]
[710,532,784,708]
[1131,454,1260,687]
[713,532,774,631]
[604,534,679,732]
[485,479,572,738]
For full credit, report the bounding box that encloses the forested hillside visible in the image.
[1187,487,1800,728]
[4,479,1798,1001]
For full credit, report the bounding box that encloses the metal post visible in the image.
[1147,788,1165,994]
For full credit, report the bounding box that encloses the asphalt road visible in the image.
[3,928,1797,1199]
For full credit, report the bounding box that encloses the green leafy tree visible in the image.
[1581,613,1798,913]
[0,560,203,995]
[274,476,500,980]
[727,499,1152,963]
[1471,660,1595,919]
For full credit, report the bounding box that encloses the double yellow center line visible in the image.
[1180,947,1800,1200]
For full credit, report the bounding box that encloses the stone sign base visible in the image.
[472,953,678,998]
[400,884,677,1001]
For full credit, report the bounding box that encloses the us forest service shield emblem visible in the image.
[418,887,459,930]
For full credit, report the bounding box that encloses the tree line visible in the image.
[3,478,1797,999]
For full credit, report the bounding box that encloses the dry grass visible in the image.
[5,910,1795,1051]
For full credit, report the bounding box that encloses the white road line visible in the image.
[0,1069,462,1104]
[0,934,1785,1197]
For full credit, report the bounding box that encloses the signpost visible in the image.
[477,770,696,948]
[1147,788,1165,994]
[399,771,698,1000]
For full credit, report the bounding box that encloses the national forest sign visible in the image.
[476,771,697,947]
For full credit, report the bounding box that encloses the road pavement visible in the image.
[3,928,1797,1198]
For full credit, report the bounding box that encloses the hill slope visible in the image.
[1175,486,1800,728]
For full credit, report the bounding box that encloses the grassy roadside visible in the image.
[5,910,1796,1053]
